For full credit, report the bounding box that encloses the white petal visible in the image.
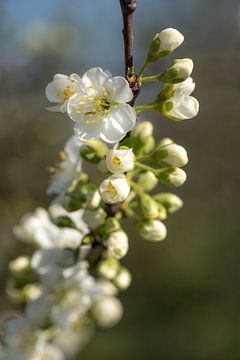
[109,103,136,133]
[100,118,125,143]
[46,74,70,102]
[74,122,103,141]
[82,67,111,89]
[106,76,133,103]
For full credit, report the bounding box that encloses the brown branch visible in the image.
[119,0,140,105]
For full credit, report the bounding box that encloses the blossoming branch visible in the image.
[0,1,199,359]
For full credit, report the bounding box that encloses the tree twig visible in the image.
[119,0,140,105]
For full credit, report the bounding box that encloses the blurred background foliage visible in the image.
[0,0,240,359]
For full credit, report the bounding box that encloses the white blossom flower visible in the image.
[106,148,134,173]
[105,231,129,259]
[83,208,107,230]
[67,67,136,143]
[92,296,123,328]
[99,173,130,204]
[155,28,184,54]
[14,207,87,249]
[47,135,83,196]
[163,78,199,120]
[46,73,81,112]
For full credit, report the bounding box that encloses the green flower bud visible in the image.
[139,193,159,219]
[105,217,121,234]
[66,194,85,211]
[158,138,174,148]
[55,215,75,228]
[98,257,120,280]
[158,168,187,187]
[156,202,167,220]
[136,219,167,241]
[80,140,108,163]
[154,192,183,213]
[131,121,153,141]
[97,159,109,174]
[138,171,158,191]
[9,256,31,275]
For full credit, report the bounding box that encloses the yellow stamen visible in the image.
[112,156,121,165]
[107,181,115,191]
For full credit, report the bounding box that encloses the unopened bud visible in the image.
[114,267,132,290]
[98,257,120,280]
[138,171,158,191]
[154,143,188,167]
[162,58,193,83]
[137,219,167,241]
[105,231,129,260]
[159,168,187,187]
[132,121,153,141]
[9,256,30,275]
[80,140,108,163]
[147,28,184,62]
[92,296,123,328]
[154,192,183,213]
[139,193,159,219]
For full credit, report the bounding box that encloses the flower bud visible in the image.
[99,174,130,204]
[131,121,153,141]
[83,208,107,230]
[85,189,101,209]
[80,140,108,163]
[105,217,121,234]
[159,168,187,187]
[154,192,183,213]
[9,256,30,275]
[98,257,120,280]
[164,96,199,121]
[148,28,184,62]
[139,193,159,219]
[163,58,193,83]
[92,296,123,328]
[105,231,129,259]
[23,284,42,301]
[97,159,109,174]
[114,267,132,290]
[137,219,167,241]
[138,171,158,191]
[154,143,188,167]
[106,148,134,173]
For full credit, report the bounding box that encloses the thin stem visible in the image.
[141,75,160,83]
[135,161,157,174]
[138,60,149,78]
[134,104,156,112]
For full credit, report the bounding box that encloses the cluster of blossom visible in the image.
[0,28,199,359]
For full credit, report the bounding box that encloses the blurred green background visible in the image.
[0,0,240,359]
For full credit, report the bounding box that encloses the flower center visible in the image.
[112,156,121,165]
[75,86,115,124]
[107,181,116,191]
[58,83,76,105]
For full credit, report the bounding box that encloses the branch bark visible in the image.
[119,0,140,105]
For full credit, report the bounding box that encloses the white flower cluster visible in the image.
[1,26,199,359]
